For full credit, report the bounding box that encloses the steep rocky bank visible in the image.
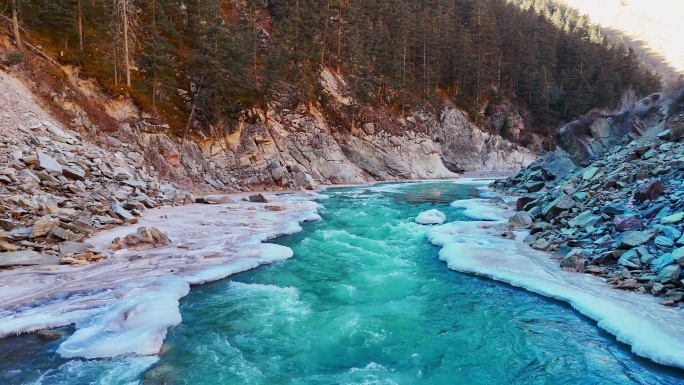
[0,59,534,270]
[495,88,684,307]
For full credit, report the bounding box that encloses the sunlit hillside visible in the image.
[559,0,684,84]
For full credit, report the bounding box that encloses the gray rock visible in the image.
[542,193,575,219]
[196,195,236,204]
[30,218,61,238]
[62,165,86,181]
[661,212,684,225]
[651,253,675,273]
[37,151,63,174]
[568,210,601,228]
[17,169,40,182]
[655,235,675,249]
[0,250,59,267]
[618,249,641,269]
[637,247,655,265]
[651,282,665,296]
[112,226,172,251]
[247,194,269,203]
[657,265,681,283]
[618,229,658,249]
[112,203,135,220]
[509,211,533,229]
[540,150,577,180]
[657,225,682,241]
[58,241,93,255]
[560,249,585,272]
[673,247,684,265]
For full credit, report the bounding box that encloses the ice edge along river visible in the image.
[430,179,684,370]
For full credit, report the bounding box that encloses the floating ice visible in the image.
[429,194,684,370]
[415,209,446,225]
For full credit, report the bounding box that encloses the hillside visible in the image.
[0,0,661,148]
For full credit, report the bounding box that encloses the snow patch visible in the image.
[415,209,446,225]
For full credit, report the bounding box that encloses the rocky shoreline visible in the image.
[494,89,684,308]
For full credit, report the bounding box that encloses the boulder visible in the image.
[560,249,586,272]
[618,229,658,249]
[657,225,682,241]
[613,216,643,232]
[112,203,135,220]
[247,194,269,203]
[509,211,533,228]
[196,195,236,204]
[36,151,63,174]
[0,250,59,267]
[657,265,681,283]
[516,196,537,211]
[58,241,93,255]
[540,151,577,180]
[651,253,675,273]
[62,165,86,181]
[111,226,172,251]
[542,193,575,219]
[634,179,664,202]
[618,249,641,269]
[525,181,545,192]
[661,212,684,225]
[568,210,601,228]
[30,218,61,238]
[655,235,675,249]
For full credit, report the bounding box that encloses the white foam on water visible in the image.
[428,194,684,370]
[450,199,507,221]
[0,194,321,365]
[451,178,496,186]
[29,356,159,385]
[415,209,446,225]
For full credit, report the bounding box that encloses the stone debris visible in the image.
[495,93,684,307]
[111,227,172,251]
[0,106,194,269]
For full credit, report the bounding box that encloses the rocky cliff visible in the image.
[42,64,537,192]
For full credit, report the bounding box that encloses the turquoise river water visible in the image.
[2,182,684,384]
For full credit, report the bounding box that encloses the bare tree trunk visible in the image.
[122,0,131,87]
[320,0,330,66]
[78,0,84,52]
[11,0,23,51]
[113,44,119,87]
[336,0,342,73]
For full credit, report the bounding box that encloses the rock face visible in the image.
[494,91,684,306]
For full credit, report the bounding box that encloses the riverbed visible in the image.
[1,182,684,384]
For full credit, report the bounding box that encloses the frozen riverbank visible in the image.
[0,192,322,359]
[428,195,684,370]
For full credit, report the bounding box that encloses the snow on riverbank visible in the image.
[0,193,322,359]
[428,197,684,370]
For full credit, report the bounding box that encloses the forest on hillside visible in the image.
[1,0,661,142]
